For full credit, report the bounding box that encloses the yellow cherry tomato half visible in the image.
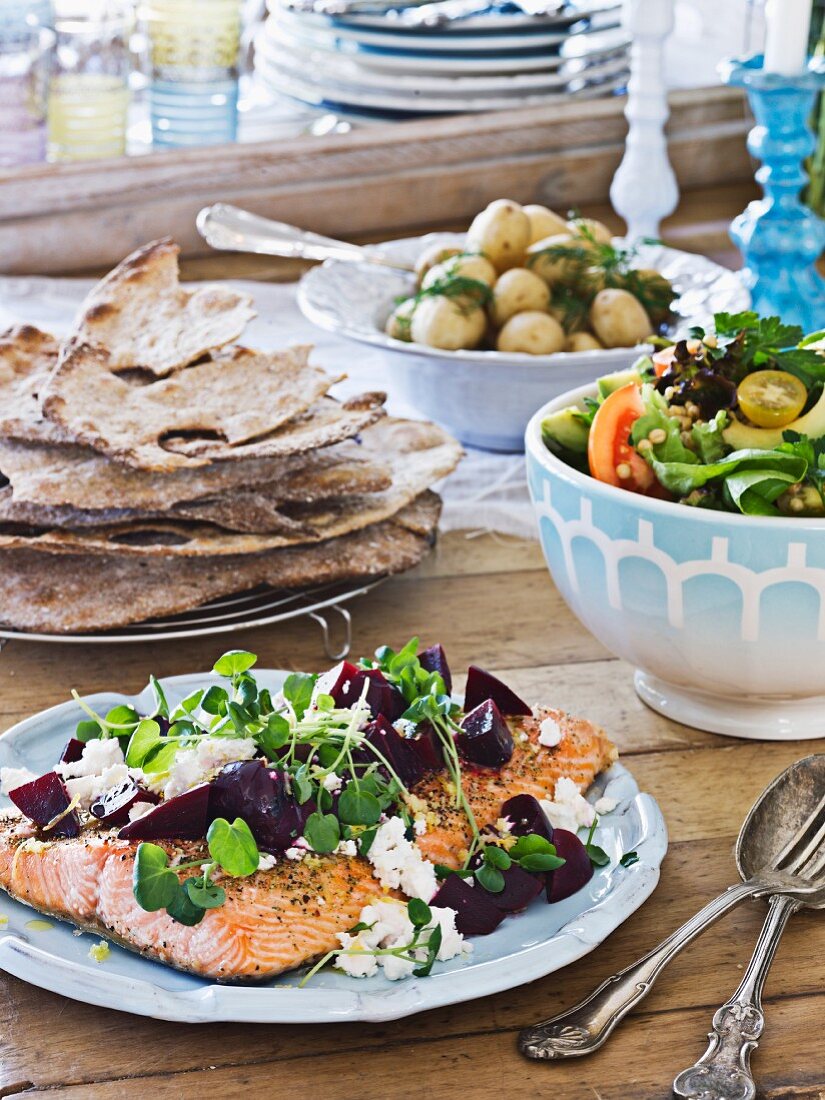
[736,370,808,429]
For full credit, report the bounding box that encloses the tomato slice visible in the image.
[652,345,677,378]
[736,370,807,429]
[588,383,658,493]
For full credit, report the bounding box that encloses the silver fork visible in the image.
[518,791,825,1061]
[672,800,825,1100]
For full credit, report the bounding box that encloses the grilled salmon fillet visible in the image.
[415,707,617,868]
[0,821,384,981]
[0,708,615,980]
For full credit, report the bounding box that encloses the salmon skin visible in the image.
[0,709,616,982]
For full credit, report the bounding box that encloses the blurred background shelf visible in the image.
[0,86,754,274]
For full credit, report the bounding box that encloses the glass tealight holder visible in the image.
[47,0,132,162]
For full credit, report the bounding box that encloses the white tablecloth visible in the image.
[0,274,539,539]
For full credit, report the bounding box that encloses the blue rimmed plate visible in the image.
[0,670,667,1023]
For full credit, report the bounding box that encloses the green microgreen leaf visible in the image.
[292,767,314,805]
[165,883,206,926]
[407,898,432,928]
[125,718,162,768]
[213,650,258,679]
[475,863,505,893]
[304,811,340,854]
[337,782,382,827]
[519,852,565,872]
[149,676,170,720]
[483,845,512,870]
[620,851,639,868]
[132,842,179,912]
[140,739,179,776]
[256,713,290,761]
[201,685,228,716]
[283,672,317,721]
[185,874,226,910]
[413,923,442,978]
[75,719,102,743]
[207,817,259,877]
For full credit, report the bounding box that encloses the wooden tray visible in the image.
[0,87,752,275]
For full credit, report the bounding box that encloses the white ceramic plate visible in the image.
[273,3,620,50]
[322,0,621,33]
[0,670,667,1023]
[258,54,626,111]
[256,30,629,92]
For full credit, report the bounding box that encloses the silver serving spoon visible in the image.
[673,763,825,1099]
[518,754,825,1061]
[196,204,415,273]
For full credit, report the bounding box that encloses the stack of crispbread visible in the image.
[0,240,461,634]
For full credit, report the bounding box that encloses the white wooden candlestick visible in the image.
[610,0,679,241]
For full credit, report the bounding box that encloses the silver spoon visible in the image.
[196,204,415,273]
[673,764,825,1099]
[518,754,825,1061]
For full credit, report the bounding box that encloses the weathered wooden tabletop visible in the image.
[1,184,823,1100]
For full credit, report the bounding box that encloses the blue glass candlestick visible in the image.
[720,55,825,330]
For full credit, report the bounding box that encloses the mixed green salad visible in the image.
[541,312,825,516]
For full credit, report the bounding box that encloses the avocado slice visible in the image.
[541,407,590,455]
[723,388,825,450]
[597,368,643,400]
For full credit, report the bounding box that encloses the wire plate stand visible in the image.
[0,578,385,661]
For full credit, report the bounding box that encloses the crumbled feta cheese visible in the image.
[0,766,36,796]
[496,816,512,835]
[518,731,529,744]
[413,815,427,836]
[538,716,562,748]
[334,898,466,982]
[540,776,596,833]
[127,800,155,823]
[88,940,110,963]
[335,839,357,858]
[322,773,343,794]
[393,718,417,739]
[285,839,309,862]
[159,737,258,800]
[64,763,132,811]
[257,852,278,871]
[594,796,618,815]
[56,738,124,780]
[366,816,438,901]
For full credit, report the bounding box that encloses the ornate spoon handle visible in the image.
[672,894,798,1100]
[519,880,760,1060]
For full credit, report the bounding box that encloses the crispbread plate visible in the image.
[0,670,667,1023]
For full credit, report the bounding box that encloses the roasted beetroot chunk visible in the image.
[487,864,544,913]
[59,738,86,765]
[456,699,514,768]
[546,828,594,903]
[118,782,211,841]
[431,873,505,936]
[90,780,159,827]
[316,661,406,722]
[409,721,445,774]
[207,760,313,853]
[358,715,427,789]
[9,772,81,839]
[500,794,554,843]
[464,666,531,717]
[419,643,452,694]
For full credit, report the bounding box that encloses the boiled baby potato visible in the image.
[567,331,603,352]
[497,311,566,355]
[411,295,486,351]
[567,217,612,244]
[525,232,598,287]
[623,267,675,326]
[385,297,416,342]
[422,253,497,290]
[522,204,569,245]
[414,243,462,285]
[466,199,531,274]
[589,288,652,348]
[490,267,550,327]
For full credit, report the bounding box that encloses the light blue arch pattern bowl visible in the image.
[526,383,825,741]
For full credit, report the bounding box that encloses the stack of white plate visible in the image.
[254,0,629,119]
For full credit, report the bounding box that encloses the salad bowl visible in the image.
[526,383,825,741]
[298,232,748,453]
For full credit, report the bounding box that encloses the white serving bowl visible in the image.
[526,383,825,741]
[298,232,749,453]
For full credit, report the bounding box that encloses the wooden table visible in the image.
[2,184,824,1099]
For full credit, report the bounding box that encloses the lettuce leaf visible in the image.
[630,384,697,464]
[691,411,729,463]
[650,448,808,510]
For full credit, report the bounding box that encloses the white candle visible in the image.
[763,0,813,74]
